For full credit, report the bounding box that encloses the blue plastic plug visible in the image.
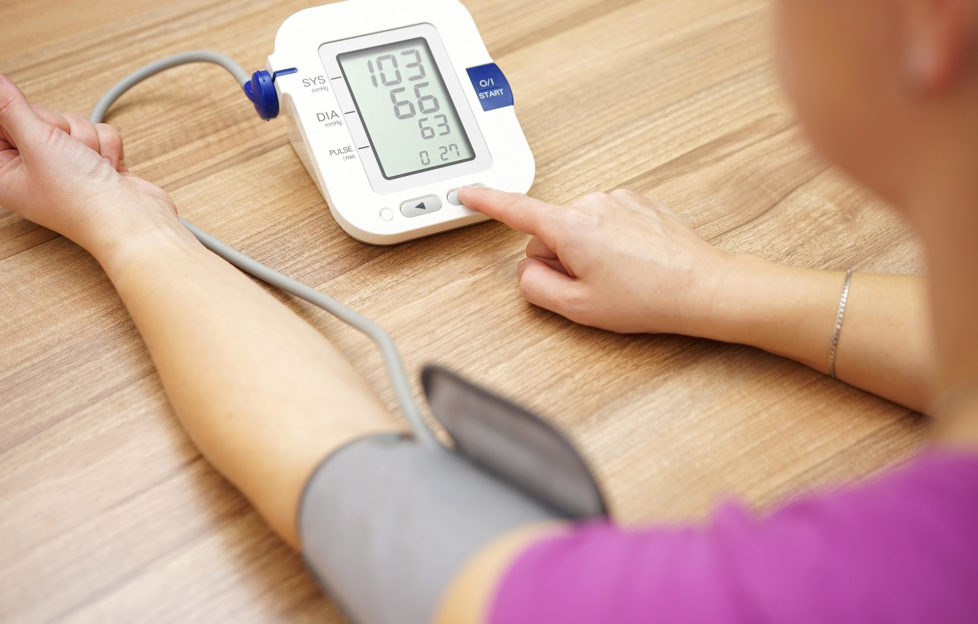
[244,68,297,121]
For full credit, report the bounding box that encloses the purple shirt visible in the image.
[490,450,978,623]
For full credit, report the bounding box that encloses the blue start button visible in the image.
[466,63,514,111]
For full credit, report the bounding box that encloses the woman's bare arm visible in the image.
[462,186,937,412]
[0,75,398,548]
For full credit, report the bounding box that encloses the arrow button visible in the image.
[400,195,443,218]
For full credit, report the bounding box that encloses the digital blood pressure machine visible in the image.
[91,6,604,620]
[269,0,534,243]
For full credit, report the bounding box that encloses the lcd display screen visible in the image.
[338,38,475,179]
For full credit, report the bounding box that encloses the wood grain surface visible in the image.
[0,0,927,621]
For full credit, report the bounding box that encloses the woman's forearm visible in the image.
[458,188,936,411]
[94,218,398,547]
[699,256,937,412]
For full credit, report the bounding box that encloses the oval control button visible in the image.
[447,184,484,207]
[400,195,442,218]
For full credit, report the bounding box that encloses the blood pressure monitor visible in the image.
[268,0,535,244]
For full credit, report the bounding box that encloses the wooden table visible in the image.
[0,0,926,620]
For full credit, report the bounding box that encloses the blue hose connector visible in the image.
[244,68,299,121]
[244,70,279,121]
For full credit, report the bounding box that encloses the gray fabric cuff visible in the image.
[298,433,561,624]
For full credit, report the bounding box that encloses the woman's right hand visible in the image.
[460,186,748,336]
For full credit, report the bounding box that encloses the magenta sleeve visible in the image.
[489,451,978,623]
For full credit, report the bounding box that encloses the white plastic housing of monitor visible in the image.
[268,0,536,244]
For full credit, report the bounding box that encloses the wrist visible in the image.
[697,256,847,369]
[88,207,202,281]
[66,177,183,260]
[679,253,781,343]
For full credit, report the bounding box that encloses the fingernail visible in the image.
[517,258,527,276]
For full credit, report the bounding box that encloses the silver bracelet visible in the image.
[828,269,854,379]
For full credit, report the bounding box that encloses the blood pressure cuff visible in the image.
[297,366,608,624]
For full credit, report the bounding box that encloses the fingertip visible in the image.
[63,111,101,154]
[0,74,29,114]
[0,77,44,152]
[458,184,492,210]
[34,105,70,135]
[95,122,124,170]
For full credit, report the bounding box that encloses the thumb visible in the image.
[518,256,585,317]
[0,75,48,157]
